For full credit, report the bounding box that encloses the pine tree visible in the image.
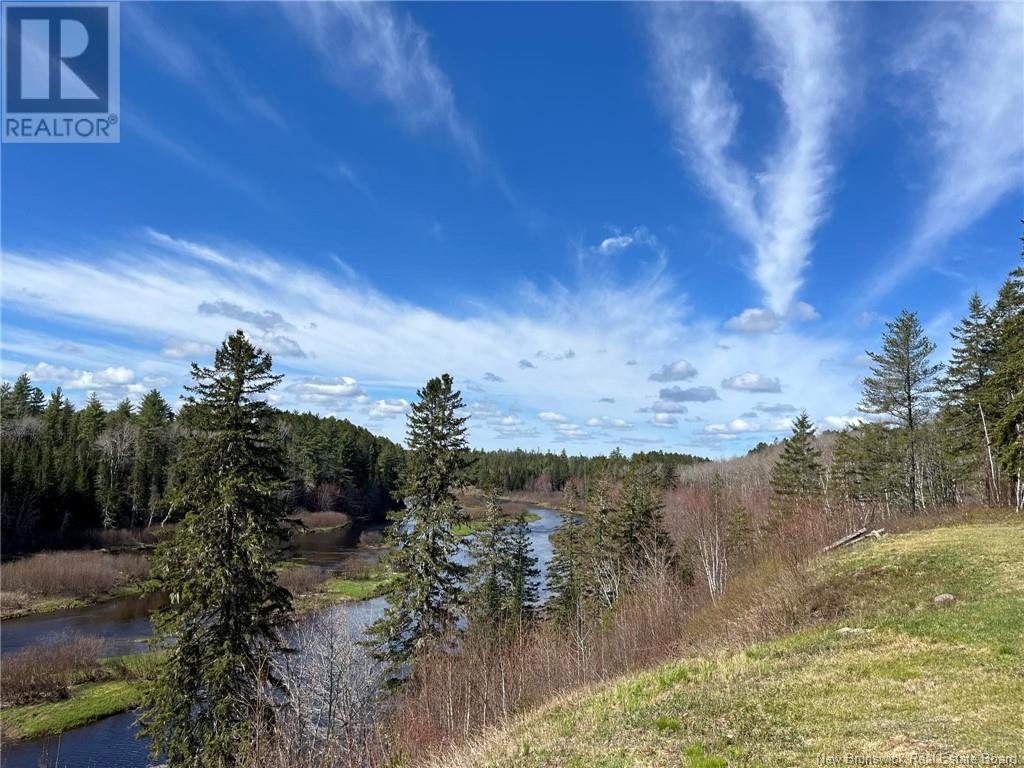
[466,487,507,636]
[504,509,540,634]
[938,293,1000,502]
[140,331,292,767]
[616,458,673,566]
[546,481,587,627]
[466,487,540,638]
[860,310,941,514]
[133,390,174,527]
[986,252,1024,509]
[367,373,470,681]
[769,412,823,516]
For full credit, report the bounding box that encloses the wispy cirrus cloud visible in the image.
[868,3,1024,301]
[1,229,860,454]
[648,3,846,317]
[283,1,479,161]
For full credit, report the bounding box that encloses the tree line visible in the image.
[0,375,404,554]
[467,447,706,493]
[767,252,1024,527]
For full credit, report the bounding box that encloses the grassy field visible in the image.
[437,519,1024,767]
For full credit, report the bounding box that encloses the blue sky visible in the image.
[2,1,1022,455]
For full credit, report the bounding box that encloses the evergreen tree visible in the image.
[466,488,540,638]
[860,310,941,514]
[616,457,673,565]
[133,390,174,527]
[504,509,540,633]
[769,412,823,513]
[546,481,587,627]
[367,373,470,681]
[938,293,1000,502]
[466,488,507,636]
[986,253,1024,509]
[141,331,292,767]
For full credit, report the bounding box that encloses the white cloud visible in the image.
[870,3,1024,300]
[483,372,504,383]
[648,359,698,382]
[161,338,211,359]
[27,362,135,389]
[368,398,410,419]
[721,372,782,393]
[726,302,820,334]
[649,3,845,315]
[291,376,365,401]
[651,412,680,428]
[539,411,569,424]
[704,418,761,434]
[822,415,866,430]
[555,423,591,441]
[584,416,633,430]
[725,308,781,334]
[282,1,479,159]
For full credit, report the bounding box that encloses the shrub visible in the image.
[0,551,149,598]
[277,565,328,596]
[292,511,351,530]
[0,634,106,706]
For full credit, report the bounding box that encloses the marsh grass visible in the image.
[1,551,149,598]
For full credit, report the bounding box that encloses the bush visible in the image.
[0,551,149,598]
[277,565,328,596]
[0,634,106,706]
[292,511,351,530]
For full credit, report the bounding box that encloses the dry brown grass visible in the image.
[291,511,352,530]
[0,551,149,598]
[0,634,107,706]
[276,565,329,596]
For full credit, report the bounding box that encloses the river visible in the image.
[0,507,565,767]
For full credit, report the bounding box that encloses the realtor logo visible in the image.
[2,2,119,143]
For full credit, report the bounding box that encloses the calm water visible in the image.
[0,508,565,768]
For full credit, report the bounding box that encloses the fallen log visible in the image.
[822,526,888,553]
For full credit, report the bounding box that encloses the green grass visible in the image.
[0,681,145,741]
[0,650,164,742]
[441,519,1024,767]
[322,574,393,600]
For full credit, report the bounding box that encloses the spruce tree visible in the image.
[133,390,174,527]
[466,487,507,636]
[466,487,541,638]
[546,481,587,627]
[769,412,823,514]
[140,331,292,767]
[938,293,999,501]
[986,254,1024,509]
[860,310,941,514]
[616,458,673,566]
[367,373,470,681]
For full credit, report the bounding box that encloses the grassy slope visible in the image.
[442,520,1024,767]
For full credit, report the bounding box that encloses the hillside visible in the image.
[436,518,1024,767]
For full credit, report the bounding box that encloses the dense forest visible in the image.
[0,381,405,554]
[468,447,706,493]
